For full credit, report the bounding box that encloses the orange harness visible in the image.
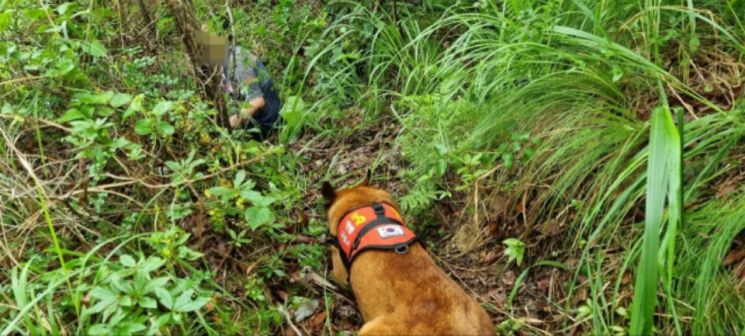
[330,203,418,273]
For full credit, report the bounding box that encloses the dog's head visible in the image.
[321,173,399,285]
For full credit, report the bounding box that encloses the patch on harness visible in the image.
[377,225,405,239]
[345,221,355,234]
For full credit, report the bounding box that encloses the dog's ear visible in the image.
[360,169,372,186]
[321,181,336,204]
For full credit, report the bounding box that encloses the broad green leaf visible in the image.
[244,207,274,230]
[134,270,148,292]
[110,93,132,108]
[503,153,513,169]
[75,91,113,105]
[175,296,210,313]
[189,159,205,170]
[150,313,172,334]
[139,296,158,309]
[102,303,118,323]
[177,246,203,261]
[58,108,86,123]
[208,186,235,197]
[239,189,263,203]
[122,323,147,334]
[89,287,117,302]
[97,106,115,117]
[87,324,111,335]
[234,170,247,187]
[23,8,46,20]
[145,276,170,293]
[176,232,191,245]
[56,2,74,15]
[119,254,136,267]
[174,289,195,311]
[254,195,276,208]
[123,94,144,120]
[82,40,107,57]
[689,36,700,53]
[109,273,132,293]
[157,122,175,136]
[154,288,173,309]
[44,22,65,33]
[152,101,174,116]
[164,161,180,171]
[141,257,165,273]
[86,299,112,314]
[106,305,124,325]
[118,295,133,307]
[110,137,131,150]
[280,96,305,128]
[59,58,76,75]
[0,11,13,32]
[134,119,153,135]
[576,304,592,319]
[45,58,75,77]
[127,144,144,160]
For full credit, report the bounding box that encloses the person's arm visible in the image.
[239,96,265,118]
[229,96,265,128]
[229,68,266,128]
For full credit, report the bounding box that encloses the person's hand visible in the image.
[229,114,241,128]
[250,96,265,109]
[239,97,266,119]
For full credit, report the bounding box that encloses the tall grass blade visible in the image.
[630,102,681,335]
[659,107,683,335]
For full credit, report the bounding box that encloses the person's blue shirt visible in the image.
[222,47,281,139]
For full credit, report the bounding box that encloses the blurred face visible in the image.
[197,31,227,66]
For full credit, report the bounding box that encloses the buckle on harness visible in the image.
[394,244,409,255]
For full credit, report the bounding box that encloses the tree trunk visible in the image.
[164,0,229,128]
[137,0,158,54]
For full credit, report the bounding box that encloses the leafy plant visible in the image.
[133,100,177,138]
[165,150,206,185]
[503,238,526,266]
[61,91,144,166]
[207,170,279,232]
[147,226,204,264]
[82,254,211,335]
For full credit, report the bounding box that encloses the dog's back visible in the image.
[352,245,494,335]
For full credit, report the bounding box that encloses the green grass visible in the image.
[317,0,744,334]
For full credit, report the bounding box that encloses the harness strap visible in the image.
[350,216,404,253]
[330,234,352,273]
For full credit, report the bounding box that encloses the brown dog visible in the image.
[322,179,494,335]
